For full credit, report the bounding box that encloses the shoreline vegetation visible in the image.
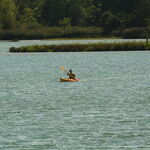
[0,27,103,40]
[0,1,149,41]
[0,26,149,41]
[10,42,150,53]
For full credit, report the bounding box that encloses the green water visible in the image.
[0,40,150,149]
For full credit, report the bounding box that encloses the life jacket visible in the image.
[67,73,76,79]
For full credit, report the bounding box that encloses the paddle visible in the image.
[60,66,68,73]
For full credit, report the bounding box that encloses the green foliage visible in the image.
[0,27,103,40]
[20,8,38,26]
[41,0,66,26]
[59,17,71,27]
[0,0,150,38]
[0,0,17,29]
[101,11,121,34]
[121,27,150,39]
[10,42,149,53]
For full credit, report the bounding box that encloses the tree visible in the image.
[19,7,41,29]
[15,0,44,21]
[66,0,86,26]
[0,0,17,29]
[59,17,71,27]
[83,0,102,26]
[41,0,66,26]
[132,0,150,27]
[101,11,121,34]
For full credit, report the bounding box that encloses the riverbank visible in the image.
[9,42,150,52]
[0,26,149,40]
[0,27,103,40]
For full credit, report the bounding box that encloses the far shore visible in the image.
[0,37,122,42]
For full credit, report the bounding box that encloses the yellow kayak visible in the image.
[60,78,80,82]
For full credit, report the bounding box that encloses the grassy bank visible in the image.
[10,42,150,53]
[0,27,103,40]
[0,26,149,40]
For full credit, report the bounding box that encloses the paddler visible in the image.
[67,69,76,79]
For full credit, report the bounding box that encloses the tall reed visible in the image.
[0,27,102,40]
[10,42,149,53]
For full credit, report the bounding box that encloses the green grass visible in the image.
[0,26,103,40]
[43,37,121,40]
[9,42,150,53]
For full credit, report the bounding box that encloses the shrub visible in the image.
[0,26,103,40]
[121,27,150,39]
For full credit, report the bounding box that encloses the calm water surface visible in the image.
[0,40,150,149]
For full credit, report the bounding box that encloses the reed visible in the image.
[9,42,149,53]
[121,27,150,39]
[0,27,102,40]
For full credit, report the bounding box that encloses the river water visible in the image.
[0,40,150,149]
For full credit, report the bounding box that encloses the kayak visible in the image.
[60,78,80,82]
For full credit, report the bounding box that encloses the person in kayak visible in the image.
[67,69,76,79]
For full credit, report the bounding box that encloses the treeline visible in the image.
[0,0,150,39]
